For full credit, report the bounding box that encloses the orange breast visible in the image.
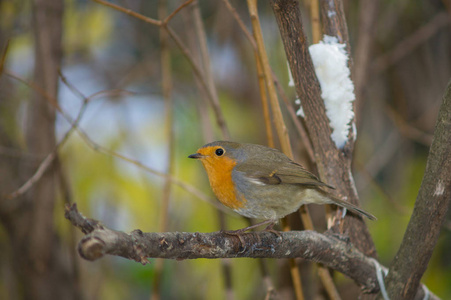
[201,156,246,210]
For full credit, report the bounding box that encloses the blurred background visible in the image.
[0,0,450,299]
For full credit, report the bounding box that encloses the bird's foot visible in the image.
[221,220,281,248]
[263,222,282,238]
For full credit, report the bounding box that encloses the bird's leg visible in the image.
[221,219,281,248]
[263,222,282,238]
[222,219,276,235]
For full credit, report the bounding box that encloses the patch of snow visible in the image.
[309,35,355,148]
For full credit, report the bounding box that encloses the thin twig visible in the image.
[309,0,321,43]
[222,0,274,147]
[317,267,341,300]
[372,12,450,74]
[274,77,315,162]
[247,2,307,299]
[189,3,235,298]
[221,0,257,50]
[255,52,274,148]
[354,0,380,126]
[247,0,292,156]
[5,70,222,212]
[151,1,174,299]
[165,26,230,138]
[190,1,229,141]
[354,160,411,215]
[223,0,315,160]
[56,160,82,294]
[387,106,433,146]
[73,116,224,209]
[281,218,305,300]
[93,0,161,25]
[0,39,9,75]
[163,0,194,25]
[6,72,90,199]
[92,0,230,138]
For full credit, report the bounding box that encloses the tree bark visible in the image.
[65,203,439,300]
[269,0,376,258]
[383,81,451,299]
[319,0,350,52]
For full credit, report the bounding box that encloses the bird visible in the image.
[188,141,376,232]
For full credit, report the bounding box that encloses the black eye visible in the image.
[215,148,224,156]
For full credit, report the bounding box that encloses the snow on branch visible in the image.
[292,35,355,148]
[310,35,355,148]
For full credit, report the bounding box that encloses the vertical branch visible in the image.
[318,0,350,51]
[157,0,174,238]
[274,78,314,162]
[221,0,314,159]
[249,1,340,298]
[191,1,221,131]
[165,26,231,139]
[318,0,356,150]
[152,1,174,299]
[310,0,321,43]
[270,0,376,258]
[353,0,380,124]
[25,0,63,298]
[221,0,274,147]
[189,2,235,299]
[255,52,274,148]
[217,6,278,295]
[318,0,355,149]
[384,81,451,299]
[310,2,349,298]
[247,1,308,299]
[1,0,79,298]
[248,2,343,299]
[247,0,292,157]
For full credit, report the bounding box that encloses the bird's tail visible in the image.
[322,191,377,220]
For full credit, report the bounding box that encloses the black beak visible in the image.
[188,153,204,159]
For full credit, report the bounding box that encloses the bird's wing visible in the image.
[235,160,334,189]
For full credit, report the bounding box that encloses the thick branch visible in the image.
[384,81,451,299]
[319,0,351,53]
[65,203,378,291]
[269,0,376,257]
[65,203,439,299]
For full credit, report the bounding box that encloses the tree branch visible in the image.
[65,203,439,299]
[383,81,451,299]
[269,0,376,258]
[64,203,375,292]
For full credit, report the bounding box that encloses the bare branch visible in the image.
[65,203,378,291]
[93,0,162,26]
[6,72,90,200]
[163,0,194,25]
[384,81,451,299]
[4,70,221,212]
[372,12,450,74]
[65,203,440,300]
[92,0,230,138]
[270,0,376,258]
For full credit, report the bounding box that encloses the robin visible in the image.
[189,141,376,232]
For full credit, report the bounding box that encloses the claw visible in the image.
[264,222,282,238]
[221,219,280,248]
